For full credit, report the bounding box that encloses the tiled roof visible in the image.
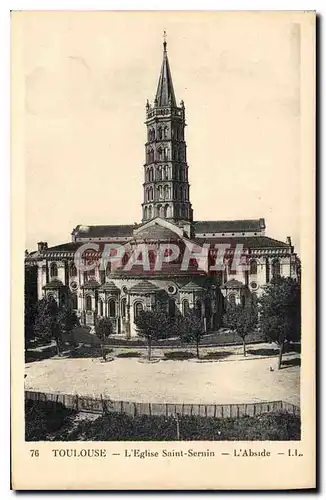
[222,279,245,289]
[81,279,101,289]
[134,224,181,241]
[99,281,120,293]
[43,279,65,289]
[44,242,82,252]
[155,44,177,107]
[193,219,265,233]
[128,280,159,294]
[195,236,289,249]
[180,281,204,292]
[73,224,135,238]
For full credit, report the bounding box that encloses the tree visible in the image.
[134,309,168,360]
[95,317,113,360]
[223,302,258,356]
[259,277,301,369]
[180,311,204,359]
[34,296,62,355]
[57,306,79,335]
[24,265,38,346]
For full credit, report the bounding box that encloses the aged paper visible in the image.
[11,11,315,490]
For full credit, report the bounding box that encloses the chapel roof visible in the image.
[222,279,246,289]
[180,281,205,292]
[99,281,120,293]
[80,279,101,289]
[42,279,65,289]
[128,280,159,294]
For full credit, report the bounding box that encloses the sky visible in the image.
[22,11,301,252]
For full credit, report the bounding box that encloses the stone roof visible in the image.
[155,42,177,107]
[193,219,265,234]
[43,279,65,290]
[222,279,245,289]
[99,281,120,293]
[180,281,204,292]
[133,224,181,241]
[81,279,101,289]
[195,236,289,249]
[73,224,135,238]
[128,280,159,294]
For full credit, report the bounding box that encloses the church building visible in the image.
[26,37,300,337]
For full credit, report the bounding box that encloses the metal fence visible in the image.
[25,390,300,419]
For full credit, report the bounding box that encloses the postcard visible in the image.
[11,10,316,490]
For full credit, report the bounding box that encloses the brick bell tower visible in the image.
[142,33,193,224]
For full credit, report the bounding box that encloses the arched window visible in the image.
[85,295,92,311]
[121,298,126,318]
[71,294,78,310]
[164,147,168,160]
[164,165,169,180]
[158,127,163,140]
[156,205,161,217]
[163,204,168,218]
[98,299,104,316]
[229,294,236,306]
[69,263,77,277]
[182,299,190,316]
[108,299,116,317]
[250,260,257,275]
[164,185,169,200]
[157,165,162,181]
[164,126,168,138]
[272,259,281,278]
[158,185,163,200]
[134,301,143,319]
[148,205,152,219]
[144,206,148,220]
[157,148,163,161]
[50,262,58,278]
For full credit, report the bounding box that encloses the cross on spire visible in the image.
[163,30,167,52]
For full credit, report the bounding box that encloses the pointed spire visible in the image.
[154,32,177,107]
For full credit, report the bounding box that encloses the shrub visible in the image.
[25,399,300,441]
[164,351,194,360]
[117,351,141,358]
